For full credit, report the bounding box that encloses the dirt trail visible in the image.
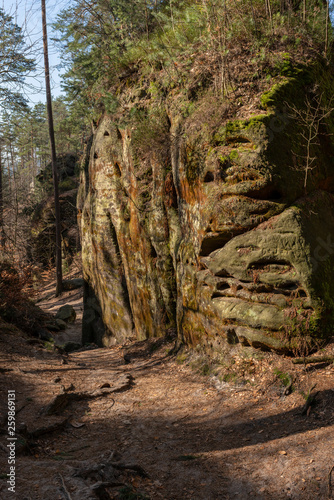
[36,275,83,345]
[0,278,334,499]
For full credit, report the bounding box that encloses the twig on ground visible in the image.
[104,398,115,414]
[58,473,73,500]
[16,404,26,415]
[293,356,334,365]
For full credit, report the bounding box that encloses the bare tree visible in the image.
[41,0,62,295]
[287,92,334,193]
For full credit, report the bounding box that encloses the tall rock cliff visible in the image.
[78,58,334,354]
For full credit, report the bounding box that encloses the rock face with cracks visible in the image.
[78,62,334,354]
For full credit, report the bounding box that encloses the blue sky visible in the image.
[4,0,70,105]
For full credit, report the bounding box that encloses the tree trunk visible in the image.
[266,0,273,28]
[9,142,18,247]
[145,3,149,41]
[30,125,37,189]
[325,0,329,57]
[303,0,306,23]
[170,0,175,32]
[0,144,4,247]
[41,0,62,295]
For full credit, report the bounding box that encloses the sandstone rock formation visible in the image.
[78,62,334,354]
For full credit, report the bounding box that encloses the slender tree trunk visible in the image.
[41,0,62,295]
[0,144,4,247]
[7,144,15,198]
[250,0,259,36]
[266,0,273,29]
[303,0,306,23]
[221,0,228,96]
[9,142,18,247]
[325,0,329,57]
[145,3,149,41]
[30,126,37,188]
[170,0,175,32]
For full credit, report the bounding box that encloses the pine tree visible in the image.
[0,7,35,245]
[0,8,35,107]
[54,1,169,116]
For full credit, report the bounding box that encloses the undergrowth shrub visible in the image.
[0,261,34,307]
[280,305,323,357]
[0,261,46,334]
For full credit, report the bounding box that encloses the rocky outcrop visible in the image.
[78,62,334,353]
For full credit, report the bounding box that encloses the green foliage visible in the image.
[0,8,35,107]
[55,1,165,113]
[273,368,292,388]
[222,372,237,383]
[53,0,334,126]
[300,383,317,402]
[44,340,55,351]
[201,363,211,376]
[58,177,77,192]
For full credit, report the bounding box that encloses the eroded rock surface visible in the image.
[78,63,334,353]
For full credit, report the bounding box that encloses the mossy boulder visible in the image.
[55,305,76,324]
